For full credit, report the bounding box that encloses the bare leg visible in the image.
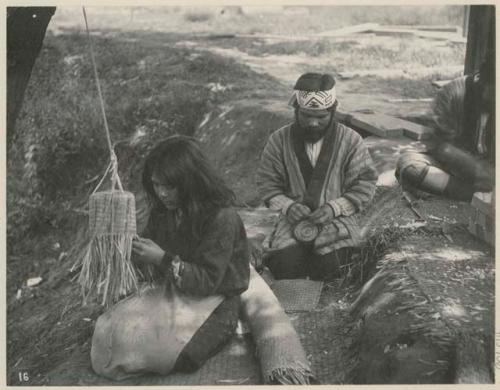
[396,151,475,201]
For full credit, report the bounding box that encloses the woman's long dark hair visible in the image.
[142,135,235,241]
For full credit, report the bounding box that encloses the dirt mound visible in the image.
[195,99,292,205]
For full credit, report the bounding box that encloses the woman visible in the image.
[91,136,250,380]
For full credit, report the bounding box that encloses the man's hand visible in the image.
[132,238,165,266]
[287,202,311,224]
[308,204,335,225]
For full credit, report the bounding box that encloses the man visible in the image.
[395,56,495,201]
[256,73,378,281]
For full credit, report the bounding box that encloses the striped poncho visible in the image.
[433,75,494,163]
[256,121,377,255]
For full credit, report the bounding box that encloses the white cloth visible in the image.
[91,283,224,380]
[305,138,324,168]
[476,112,489,155]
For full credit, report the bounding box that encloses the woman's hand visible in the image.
[132,237,165,266]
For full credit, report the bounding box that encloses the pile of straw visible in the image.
[78,190,139,306]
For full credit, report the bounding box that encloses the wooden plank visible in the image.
[472,208,493,232]
[315,23,379,37]
[370,27,416,37]
[471,192,494,215]
[334,109,351,122]
[431,79,452,89]
[236,33,310,42]
[402,123,435,141]
[468,220,494,246]
[349,113,405,138]
[348,112,435,140]
[416,30,466,43]
[384,25,461,33]
[371,26,465,43]
[415,25,461,33]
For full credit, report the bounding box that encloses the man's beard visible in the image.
[296,113,333,143]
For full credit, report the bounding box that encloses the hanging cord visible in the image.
[83,7,123,192]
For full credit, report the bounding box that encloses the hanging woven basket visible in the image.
[76,8,143,306]
[79,188,139,306]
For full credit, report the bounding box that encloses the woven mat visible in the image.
[48,309,355,386]
[47,335,261,386]
[152,335,261,385]
[271,279,323,313]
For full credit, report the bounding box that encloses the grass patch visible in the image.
[242,38,464,71]
[51,6,464,37]
[348,76,438,99]
[8,31,283,246]
[249,39,360,57]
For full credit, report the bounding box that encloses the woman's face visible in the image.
[151,171,179,210]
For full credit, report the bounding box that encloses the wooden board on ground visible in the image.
[431,79,453,89]
[349,112,405,138]
[416,30,467,43]
[370,27,419,37]
[370,26,466,43]
[314,23,379,37]
[345,112,434,140]
[386,25,461,33]
[471,192,494,215]
[469,210,494,246]
[402,122,435,141]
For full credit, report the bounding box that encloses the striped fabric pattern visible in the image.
[432,76,467,144]
[256,122,377,254]
[268,194,295,214]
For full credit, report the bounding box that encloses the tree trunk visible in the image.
[7,6,56,147]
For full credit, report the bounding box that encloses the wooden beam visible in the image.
[7,7,56,146]
[464,5,495,75]
[338,111,435,141]
[315,23,380,37]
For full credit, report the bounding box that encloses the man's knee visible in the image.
[395,152,450,195]
[265,244,309,279]
[396,152,433,185]
[310,247,352,281]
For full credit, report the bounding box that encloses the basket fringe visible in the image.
[267,365,314,385]
[78,233,138,306]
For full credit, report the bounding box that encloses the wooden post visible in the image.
[462,5,470,38]
[7,7,56,146]
[464,5,495,75]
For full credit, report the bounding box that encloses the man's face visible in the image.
[296,107,332,143]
